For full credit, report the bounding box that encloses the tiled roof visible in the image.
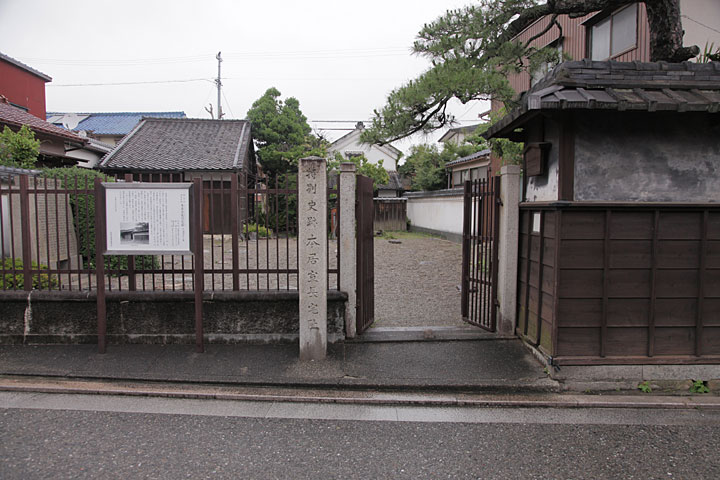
[438,123,482,142]
[0,98,86,143]
[47,111,186,135]
[100,118,252,171]
[445,149,491,168]
[0,52,52,81]
[486,60,720,138]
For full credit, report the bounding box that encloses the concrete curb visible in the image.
[0,372,561,394]
[1,377,718,410]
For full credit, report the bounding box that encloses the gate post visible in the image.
[298,156,328,360]
[497,165,521,335]
[339,162,357,338]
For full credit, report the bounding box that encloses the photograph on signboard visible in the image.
[104,183,192,255]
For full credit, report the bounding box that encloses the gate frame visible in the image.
[461,175,501,331]
[355,174,375,335]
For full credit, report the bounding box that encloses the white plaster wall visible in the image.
[65,148,103,169]
[681,0,720,51]
[525,120,559,202]
[406,193,464,235]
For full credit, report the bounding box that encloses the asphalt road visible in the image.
[2,392,719,479]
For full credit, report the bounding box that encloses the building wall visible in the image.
[525,118,560,202]
[0,61,48,119]
[519,205,720,364]
[329,130,400,171]
[574,112,720,203]
[2,177,81,269]
[508,5,650,95]
[406,190,464,237]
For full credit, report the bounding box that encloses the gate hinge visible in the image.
[496,197,503,206]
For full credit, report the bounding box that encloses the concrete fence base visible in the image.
[0,290,347,345]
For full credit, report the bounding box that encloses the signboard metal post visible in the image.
[95,180,200,353]
[94,178,107,353]
[193,178,204,353]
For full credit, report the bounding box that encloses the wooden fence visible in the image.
[373,198,406,232]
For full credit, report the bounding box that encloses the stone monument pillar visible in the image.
[298,156,328,360]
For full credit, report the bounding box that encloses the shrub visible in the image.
[244,223,272,238]
[0,257,59,290]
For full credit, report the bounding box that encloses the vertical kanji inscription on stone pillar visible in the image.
[298,156,328,360]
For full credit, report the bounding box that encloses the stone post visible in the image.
[298,156,328,360]
[497,165,521,335]
[339,162,357,338]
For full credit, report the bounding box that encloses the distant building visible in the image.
[328,122,402,171]
[0,51,112,167]
[437,123,482,146]
[99,117,256,234]
[445,149,491,189]
[0,51,51,120]
[48,111,187,145]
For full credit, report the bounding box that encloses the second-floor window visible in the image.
[589,4,638,60]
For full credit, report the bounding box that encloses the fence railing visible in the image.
[0,170,339,293]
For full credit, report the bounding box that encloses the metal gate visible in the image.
[356,175,375,334]
[461,176,501,331]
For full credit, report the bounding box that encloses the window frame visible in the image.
[586,3,639,61]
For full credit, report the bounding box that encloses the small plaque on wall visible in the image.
[524,142,551,177]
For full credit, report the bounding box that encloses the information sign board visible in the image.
[103,183,193,255]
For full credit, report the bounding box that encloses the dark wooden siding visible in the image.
[520,204,720,365]
[518,209,558,355]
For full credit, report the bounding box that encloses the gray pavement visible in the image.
[1,392,719,479]
[0,338,555,392]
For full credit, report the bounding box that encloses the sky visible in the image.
[0,0,489,153]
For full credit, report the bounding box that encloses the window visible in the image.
[589,4,637,60]
[531,41,563,87]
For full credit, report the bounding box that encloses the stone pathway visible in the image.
[373,233,468,328]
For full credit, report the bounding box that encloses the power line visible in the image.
[47,78,213,87]
[20,47,411,67]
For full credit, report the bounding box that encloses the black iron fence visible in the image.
[0,170,339,293]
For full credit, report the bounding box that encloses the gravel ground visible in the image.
[373,233,467,328]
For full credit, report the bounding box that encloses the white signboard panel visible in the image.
[104,183,192,254]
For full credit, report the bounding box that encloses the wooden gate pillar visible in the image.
[298,156,328,360]
[339,162,357,338]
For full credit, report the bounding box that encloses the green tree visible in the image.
[328,152,389,190]
[246,87,325,179]
[0,125,40,169]
[400,125,492,191]
[361,0,699,146]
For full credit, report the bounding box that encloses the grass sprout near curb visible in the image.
[690,380,710,394]
[637,381,652,393]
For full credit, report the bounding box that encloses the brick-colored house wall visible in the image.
[0,61,49,119]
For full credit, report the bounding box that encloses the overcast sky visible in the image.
[0,0,489,152]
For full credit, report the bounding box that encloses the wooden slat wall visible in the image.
[508,4,650,95]
[553,207,720,364]
[517,209,557,355]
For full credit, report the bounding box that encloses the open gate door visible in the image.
[461,176,501,331]
[356,175,375,334]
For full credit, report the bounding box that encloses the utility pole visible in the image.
[215,51,224,120]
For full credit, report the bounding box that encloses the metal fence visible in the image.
[0,170,339,293]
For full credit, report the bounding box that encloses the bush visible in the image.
[244,223,272,238]
[0,257,59,290]
[41,167,159,273]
